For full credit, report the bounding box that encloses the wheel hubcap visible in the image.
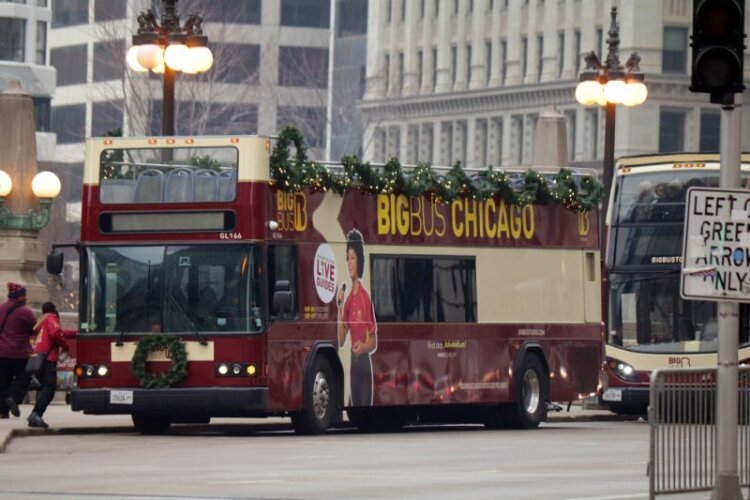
[523,369,541,415]
[312,370,330,420]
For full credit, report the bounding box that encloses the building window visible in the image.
[699,110,720,152]
[37,0,48,6]
[35,21,46,64]
[371,255,477,323]
[454,0,459,15]
[420,0,425,18]
[431,47,437,89]
[278,46,328,88]
[417,50,423,88]
[185,0,262,24]
[52,0,89,28]
[466,44,472,83]
[574,30,581,73]
[213,43,260,84]
[33,97,51,132]
[558,32,564,77]
[537,35,543,80]
[94,0,127,22]
[91,100,123,136]
[485,41,492,83]
[401,0,406,21]
[451,45,457,83]
[662,27,688,73]
[501,39,507,84]
[435,0,439,17]
[0,18,25,62]
[277,106,326,148]
[659,109,686,152]
[386,0,392,23]
[178,102,259,136]
[596,28,603,57]
[521,37,528,78]
[50,45,87,86]
[93,40,125,82]
[398,52,404,91]
[280,0,329,28]
[384,53,390,92]
[52,104,86,144]
[338,0,367,36]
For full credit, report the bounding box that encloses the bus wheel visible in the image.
[502,355,548,429]
[132,413,172,435]
[291,356,336,435]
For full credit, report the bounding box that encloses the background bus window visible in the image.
[371,255,477,323]
[267,244,298,320]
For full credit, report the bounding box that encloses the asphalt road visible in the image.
[0,418,718,500]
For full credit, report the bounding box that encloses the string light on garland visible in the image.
[270,127,604,212]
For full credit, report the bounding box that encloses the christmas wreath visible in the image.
[269,126,604,213]
[131,334,188,389]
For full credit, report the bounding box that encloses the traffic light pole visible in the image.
[710,96,743,500]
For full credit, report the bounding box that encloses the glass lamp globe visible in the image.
[190,46,214,73]
[623,81,648,107]
[603,79,627,104]
[136,44,164,70]
[127,46,148,72]
[152,62,166,74]
[31,171,62,199]
[575,80,603,106]
[164,43,190,71]
[0,170,12,197]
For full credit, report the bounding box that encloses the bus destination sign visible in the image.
[681,187,750,302]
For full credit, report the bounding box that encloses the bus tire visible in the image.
[132,413,172,435]
[501,354,548,429]
[291,356,336,435]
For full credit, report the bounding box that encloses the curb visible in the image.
[0,413,636,453]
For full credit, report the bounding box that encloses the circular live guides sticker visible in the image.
[313,243,337,303]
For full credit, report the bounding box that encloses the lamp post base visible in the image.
[0,229,51,311]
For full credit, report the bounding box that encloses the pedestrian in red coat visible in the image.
[0,282,37,419]
[27,302,77,429]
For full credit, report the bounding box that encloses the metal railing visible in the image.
[648,366,750,499]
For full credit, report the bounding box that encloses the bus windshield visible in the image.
[81,244,263,334]
[609,166,750,353]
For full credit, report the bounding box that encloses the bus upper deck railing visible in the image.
[648,366,750,499]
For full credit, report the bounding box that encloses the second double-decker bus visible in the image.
[601,153,750,415]
[56,133,603,434]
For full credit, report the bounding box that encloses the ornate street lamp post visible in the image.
[575,6,647,338]
[127,0,214,136]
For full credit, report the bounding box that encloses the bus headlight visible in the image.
[75,364,111,379]
[215,362,258,377]
[607,357,638,382]
[96,365,109,377]
[85,365,95,377]
[217,364,229,376]
[231,364,242,376]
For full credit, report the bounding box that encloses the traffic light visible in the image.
[691,0,746,99]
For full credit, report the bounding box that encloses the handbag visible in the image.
[24,351,48,377]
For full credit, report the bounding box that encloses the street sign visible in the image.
[681,186,750,301]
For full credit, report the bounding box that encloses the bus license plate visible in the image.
[110,390,133,405]
[602,388,623,402]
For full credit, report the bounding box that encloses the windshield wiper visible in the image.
[165,290,208,346]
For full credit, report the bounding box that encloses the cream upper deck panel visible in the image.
[84,136,271,186]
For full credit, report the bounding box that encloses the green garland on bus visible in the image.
[131,334,188,389]
[269,126,604,212]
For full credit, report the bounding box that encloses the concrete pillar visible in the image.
[0,81,48,310]
[532,107,569,168]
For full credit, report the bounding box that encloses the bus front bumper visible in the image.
[600,386,649,414]
[71,387,269,417]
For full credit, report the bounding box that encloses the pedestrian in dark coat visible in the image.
[0,282,37,418]
[27,302,77,429]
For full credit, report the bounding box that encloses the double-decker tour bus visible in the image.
[601,152,750,415]
[54,133,603,434]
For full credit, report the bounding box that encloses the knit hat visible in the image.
[7,282,26,299]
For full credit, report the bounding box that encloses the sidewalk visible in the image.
[0,400,626,453]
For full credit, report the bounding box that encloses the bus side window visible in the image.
[267,244,298,321]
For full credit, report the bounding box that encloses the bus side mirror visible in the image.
[46,252,64,275]
[272,280,293,315]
